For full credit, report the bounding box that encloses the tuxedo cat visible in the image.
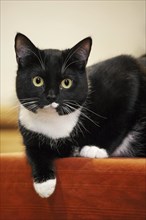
[15,33,146,198]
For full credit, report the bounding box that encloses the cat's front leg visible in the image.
[26,146,56,198]
[32,162,56,198]
[33,178,56,198]
[79,145,109,158]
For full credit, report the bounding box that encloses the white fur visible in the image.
[51,102,59,108]
[44,102,59,109]
[112,131,136,156]
[33,178,56,198]
[80,145,108,158]
[19,105,81,139]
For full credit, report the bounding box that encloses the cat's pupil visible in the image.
[36,77,41,84]
[64,79,69,86]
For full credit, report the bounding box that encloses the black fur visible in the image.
[15,33,146,186]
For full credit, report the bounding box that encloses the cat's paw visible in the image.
[33,178,56,198]
[80,145,108,158]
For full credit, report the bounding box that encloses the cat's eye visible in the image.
[61,79,73,89]
[32,76,44,87]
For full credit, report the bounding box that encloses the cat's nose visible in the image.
[47,89,56,102]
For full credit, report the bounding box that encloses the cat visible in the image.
[15,33,146,198]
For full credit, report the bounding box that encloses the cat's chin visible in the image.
[39,102,60,113]
[44,102,59,109]
[38,103,59,114]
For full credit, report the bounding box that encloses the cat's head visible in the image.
[15,33,92,115]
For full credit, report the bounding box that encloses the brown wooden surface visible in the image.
[0,153,146,220]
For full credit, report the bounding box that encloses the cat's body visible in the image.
[15,33,146,198]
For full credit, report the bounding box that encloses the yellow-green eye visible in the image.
[32,76,44,87]
[61,79,73,89]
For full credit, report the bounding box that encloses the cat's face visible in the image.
[15,33,92,115]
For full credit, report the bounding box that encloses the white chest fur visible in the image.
[19,105,81,139]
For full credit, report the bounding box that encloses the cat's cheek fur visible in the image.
[80,146,109,158]
[33,178,57,198]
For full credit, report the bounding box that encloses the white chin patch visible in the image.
[33,178,56,198]
[51,102,59,108]
[44,102,59,109]
[80,146,109,158]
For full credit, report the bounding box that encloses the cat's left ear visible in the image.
[70,37,92,68]
[15,33,37,64]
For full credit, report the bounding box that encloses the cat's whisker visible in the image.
[28,104,38,112]
[29,103,38,108]
[22,100,38,106]
[61,45,82,73]
[64,100,106,119]
[64,103,100,128]
[20,100,38,112]
[61,49,75,72]
[62,59,84,73]
[38,50,46,71]
[81,105,106,119]
[1,105,20,126]
[19,97,39,102]
[80,111,100,128]
[27,48,46,71]
[78,120,91,135]
[63,106,71,115]
[43,53,48,67]
[63,104,86,137]
[63,103,93,135]
[9,104,20,111]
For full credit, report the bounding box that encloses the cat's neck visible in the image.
[19,105,81,139]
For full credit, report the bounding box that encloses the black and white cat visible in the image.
[15,33,146,198]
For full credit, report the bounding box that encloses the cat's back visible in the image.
[87,55,144,80]
[86,55,146,119]
[87,55,146,98]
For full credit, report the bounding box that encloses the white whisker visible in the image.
[62,60,84,73]
[27,48,45,70]
[19,97,39,101]
[22,100,38,106]
[64,100,106,119]
[61,45,82,73]
[38,50,46,71]
[62,104,87,138]
[9,105,20,111]
[64,103,100,128]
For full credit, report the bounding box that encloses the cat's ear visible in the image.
[70,37,92,68]
[15,33,37,64]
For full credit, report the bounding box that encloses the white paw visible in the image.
[33,178,56,198]
[80,146,108,158]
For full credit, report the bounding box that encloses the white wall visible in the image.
[1,0,145,106]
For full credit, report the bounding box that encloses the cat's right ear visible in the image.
[15,33,37,64]
[68,37,92,70]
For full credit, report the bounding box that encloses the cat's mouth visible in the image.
[42,101,79,116]
[36,102,60,114]
[44,102,59,109]
[21,100,79,116]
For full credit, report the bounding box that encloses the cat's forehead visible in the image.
[43,49,64,65]
[40,49,65,74]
